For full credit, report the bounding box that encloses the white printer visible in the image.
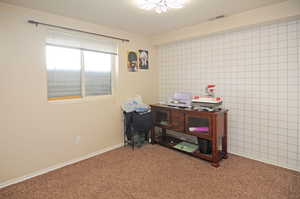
[168,92,192,108]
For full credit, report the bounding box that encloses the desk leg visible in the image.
[162,128,166,142]
[150,127,155,144]
[222,112,228,159]
[211,120,220,168]
[211,139,220,168]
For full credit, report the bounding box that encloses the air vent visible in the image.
[208,15,225,21]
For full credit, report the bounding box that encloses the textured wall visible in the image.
[158,19,300,171]
[0,2,158,184]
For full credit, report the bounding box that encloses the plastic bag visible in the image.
[121,95,150,113]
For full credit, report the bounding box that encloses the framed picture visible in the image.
[138,50,149,70]
[127,51,138,72]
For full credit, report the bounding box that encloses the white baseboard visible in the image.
[230,151,300,173]
[0,143,124,189]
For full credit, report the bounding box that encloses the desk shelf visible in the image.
[154,135,222,162]
[151,104,228,167]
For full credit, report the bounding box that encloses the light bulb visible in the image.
[166,0,184,8]
[137,0,155,10]
[161,5,168,12]
[137,0,185,13]
[155,7,162,13]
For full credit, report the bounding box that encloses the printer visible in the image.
[168,92,192,108]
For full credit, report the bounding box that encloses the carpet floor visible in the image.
[0,144,300,199]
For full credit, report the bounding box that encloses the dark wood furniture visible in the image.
[150,104,228,167]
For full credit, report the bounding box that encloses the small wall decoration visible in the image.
[127,51,138,72]
[138,50,149,70]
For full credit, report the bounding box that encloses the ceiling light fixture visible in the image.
[137,0,185,14]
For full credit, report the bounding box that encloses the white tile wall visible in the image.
[158,19,300,171]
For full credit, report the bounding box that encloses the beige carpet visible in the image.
[1,144,300,199]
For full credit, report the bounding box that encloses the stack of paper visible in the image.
[173,142,198,153]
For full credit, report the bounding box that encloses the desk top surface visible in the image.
[150,104,228,114]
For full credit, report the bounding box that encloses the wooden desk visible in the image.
[150,104,228,167]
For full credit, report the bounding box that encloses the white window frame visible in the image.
[46,44,117,103]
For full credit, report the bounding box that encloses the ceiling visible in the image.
[1,0,287,36]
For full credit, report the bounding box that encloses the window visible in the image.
[45,29,117,101]
[46,46,82,100]
[84,51,112,96]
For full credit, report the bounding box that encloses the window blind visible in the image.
[46,45,82,98]
[84,51,112,96]
[46,28,117,99]
[46,29,118,55]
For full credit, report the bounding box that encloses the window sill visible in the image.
[48,95,113,104]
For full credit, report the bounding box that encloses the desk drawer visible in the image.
[185,113,212,139]
[170,110,184,131]
[152,107,171,128]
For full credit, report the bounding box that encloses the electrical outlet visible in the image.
[75,136,81,144]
